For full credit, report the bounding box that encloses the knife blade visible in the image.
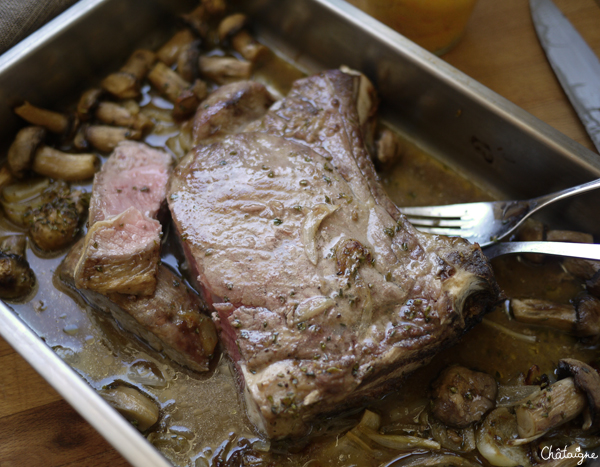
[530,0,600,153]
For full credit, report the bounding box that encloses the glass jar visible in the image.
[346,0,478,55]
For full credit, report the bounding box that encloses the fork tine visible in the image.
[404,217,466,228]
[410,226,469,236]
[400,204,474,218]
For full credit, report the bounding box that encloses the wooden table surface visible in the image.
[0,0,599,466]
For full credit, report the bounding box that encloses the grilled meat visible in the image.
[168,70,501,438]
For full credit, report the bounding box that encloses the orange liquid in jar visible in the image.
[347,0,478,55]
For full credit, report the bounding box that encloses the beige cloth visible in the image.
[0,0,78,55]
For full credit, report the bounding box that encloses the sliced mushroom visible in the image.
[0,235,35,300]
[198,55,252,84]
[14,102,72,135]
[430,366,498,428]
[32,146,99,181]
[95,102,153,131]
[515,377,586,438]
[156,29,197,66]
[101,49,156,99]
[99,385,159,431]
[76,88,103,121]
[557,358,600,430]
[85,125,142,153]
[7,126,46,178]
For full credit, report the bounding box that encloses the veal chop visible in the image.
[168,70,501,438]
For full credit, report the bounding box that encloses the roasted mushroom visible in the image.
[13,102,73,135]
[557,358,600,430]
[8,125,98,182]
[218,13,248,42]
[231,31,267,63]
[515,377,586,438]
[0,235,35,300]
[430,366,498,428]
[375,128,402,167]
[32,146,99,181]
[101,49,156,99]
[181,0,226,37]
[218,14,267,63]
[95,102,153,132]
[76,88,104,121]
[563,257,600,282]
[26,189,89,252]
[7,126,46,178]
[99,385,159,431]
[198,55,252,84]
[176,40,202,83]
[511,296,600,338]
[156,29,197,66]
[147,62,207,119]
[85,125,142,153]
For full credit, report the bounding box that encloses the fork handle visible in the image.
[484,241,600,260]
[530,178,600,214]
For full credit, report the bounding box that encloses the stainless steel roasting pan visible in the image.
[0,0,599,465]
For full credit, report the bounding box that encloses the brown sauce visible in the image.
[4,24,599,467]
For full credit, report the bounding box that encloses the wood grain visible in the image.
[0,0,598,466]
[0,400,130,467]
[444,0,600,152]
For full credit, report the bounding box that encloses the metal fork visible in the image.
[400,178,600,248]
[484,241,600,260]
